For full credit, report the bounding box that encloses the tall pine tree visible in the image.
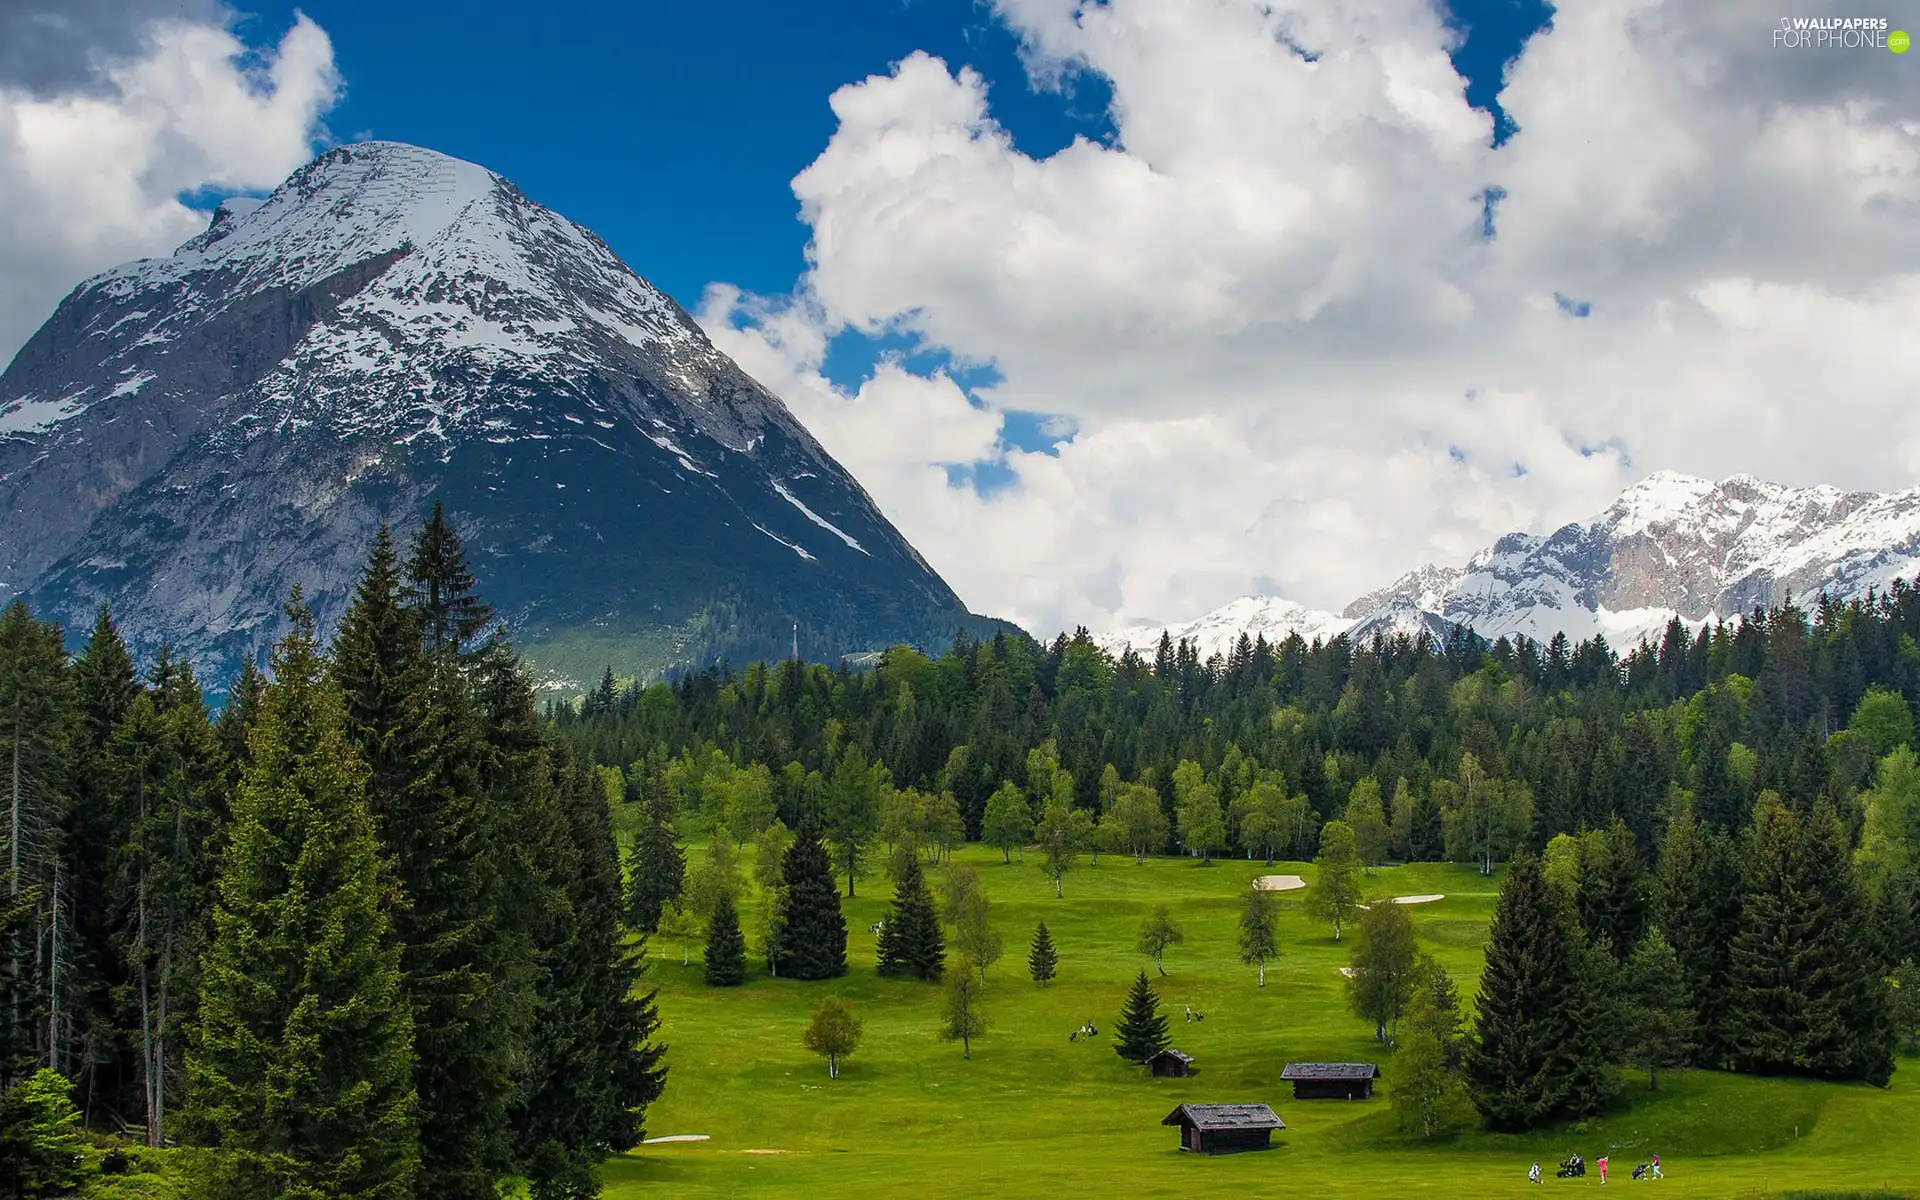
[511,746,669,1197]
[1113,970,1170,1063]
[1654,800,1743,1066]
[876,854,944,981]
[1028,921,1057,986]
[186,594,419,1198]
[624,778,685,934]
[1464,853,1583,1131]
[1795,798,1895,1085]
[704,891,747,987]
[776,823,847,981]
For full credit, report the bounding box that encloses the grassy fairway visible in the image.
[603,847,1919,1198]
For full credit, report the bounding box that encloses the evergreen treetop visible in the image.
[704,890,747,987]
[778,823,847,981]
[1028,921,1058,986]
[1114,970,1170,1063]
[876,854,944,981]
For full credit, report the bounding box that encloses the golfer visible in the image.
[1597,1155,1608,1184]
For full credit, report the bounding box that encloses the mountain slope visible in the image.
[1100,471,1920,658]
[0,141,1004,686]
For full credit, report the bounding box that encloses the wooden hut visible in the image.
[1281,1062,1379,1100]
[1161,1103,1284,1154]
[1147,1049,1194,1077]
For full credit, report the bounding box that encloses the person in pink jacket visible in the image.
[1597,1155,1609,1184]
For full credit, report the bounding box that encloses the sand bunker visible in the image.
[1255,874,1306,891]
[1338,966,1354,977]
[1358,894,1445,910]
[643,1135,710,1144]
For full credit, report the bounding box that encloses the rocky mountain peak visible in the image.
[1,141,994,687]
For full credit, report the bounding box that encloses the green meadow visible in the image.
[598,847,1919,1198]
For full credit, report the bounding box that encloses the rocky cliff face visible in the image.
[0,141,1000,688]
[1101,471,1920,660]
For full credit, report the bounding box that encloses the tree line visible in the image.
[587,581,1920,1126]
[0,507,664,1198]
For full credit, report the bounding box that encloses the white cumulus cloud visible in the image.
[0,12,340,364]
[704,0,1920,638]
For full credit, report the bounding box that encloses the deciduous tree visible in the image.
[803,998,862,1079]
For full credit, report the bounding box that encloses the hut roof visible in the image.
[1147,1049,1195,1065]
[1161,1103,1284,1132]
[1281,1062,1380,1081]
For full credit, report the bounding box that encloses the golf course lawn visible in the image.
[598,847,1920,1198]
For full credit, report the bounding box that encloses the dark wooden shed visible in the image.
[1281,1062,1380,1100]
[1147,1049,1194,1077]
[1161,1103,1284,1154]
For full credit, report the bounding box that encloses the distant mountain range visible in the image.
[1097,472,1920,661]
[0,141,1011,689]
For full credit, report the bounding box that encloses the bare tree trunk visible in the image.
[47,861,63,1073]
[138,878,155,1147]
[8,720,19,1048]
[8,720,18,885]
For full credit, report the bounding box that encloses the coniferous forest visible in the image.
[8,506,1920,1190]
[561,579,1920,1127]
[0,507,664,1198]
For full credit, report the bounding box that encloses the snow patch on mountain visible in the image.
[774,481,869,555]
[1096,595,1352,661]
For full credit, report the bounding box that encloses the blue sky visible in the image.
[42,0,1905,638]
[243,0,1550,439]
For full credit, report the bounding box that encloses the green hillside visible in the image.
[592,849,1919,1198]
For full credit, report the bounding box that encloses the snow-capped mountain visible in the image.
[1093,595,1351,663]
[1100,471,1920,658]
[0,141,1003,685]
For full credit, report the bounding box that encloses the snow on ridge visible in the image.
[1091,472,1920,659]
[751,522,816,562]
[1096,594,1352,660]
[772,481,868,555]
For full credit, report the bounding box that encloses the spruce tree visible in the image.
[876,854,944,981]
[213,657,264,775]
[704,891,747,987]
[1113,970,1170,1063]
[625,780,685,933]
[1795,798,1895,1085]
[186,594,419,1199]
[331,525,422,815]
[1623,928,1695,1090]
[1561,933,1624,1117]
[777,823,847,980]
[389,649,520,1199]
[68,604,139,1116]
[508,723,667,1199]
[1028,921,1058,986]
[510,744,668,1190]
[404,501,494,656]
[1464,853,1582,1131]
[1655,801,1743,1066]
[1727,792,1802,1075]
[0,1068,86,1196]
[1576,817,1648,958]
[0,600,73,1084]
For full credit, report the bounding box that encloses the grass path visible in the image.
[600,847,1920,1198]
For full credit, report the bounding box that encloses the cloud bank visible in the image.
[703,0,1920,638]
[0,7,341,363]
